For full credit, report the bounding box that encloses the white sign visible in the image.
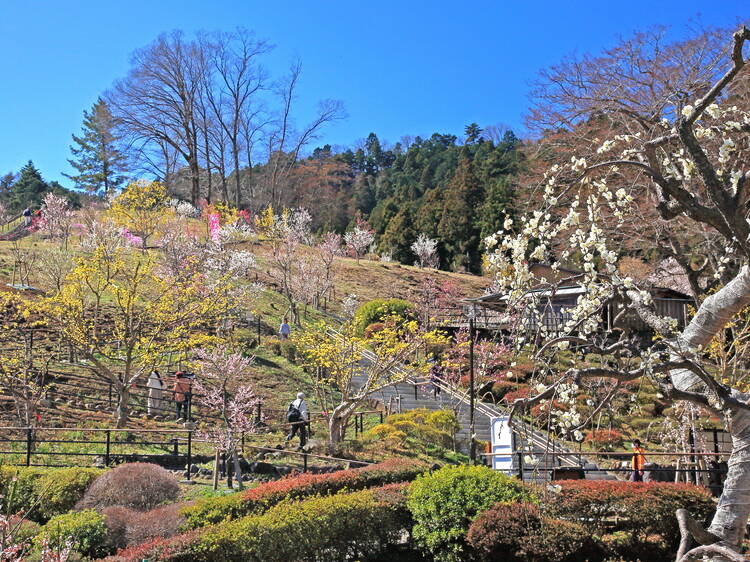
[490,416,514,472]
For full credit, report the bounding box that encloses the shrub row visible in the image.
[182,457,428,528]
[0,466,103,523]
[545,480,715,547]
[34,508,110,559]
[108,486,410,562]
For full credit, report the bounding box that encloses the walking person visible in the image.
[146,369,164,416]
[630,439,646,482]
[429,357,443,396]
[174,372,193,422]
[279,317,291,339]
[22,207,31,227]
[285,392,309,449]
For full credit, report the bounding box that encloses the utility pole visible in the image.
[469,316,476,463]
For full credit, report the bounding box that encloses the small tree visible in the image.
[296,319,446,447]
[344,217,375,263]
[108,180,169,248]
[192,347,262,489]
[39,193,74,248]
[411,233,439,268]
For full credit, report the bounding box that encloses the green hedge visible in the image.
[407,464,535,562]
[108,487,410,562]
[0,466,103,523]
[34,509,110,559]
[353,298,416,335]
[182,458,428,529]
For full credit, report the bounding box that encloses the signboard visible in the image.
[490,416,514,472]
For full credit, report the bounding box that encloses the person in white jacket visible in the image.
[285,392,309,448]
[147,370,164,416]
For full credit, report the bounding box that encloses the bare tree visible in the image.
[107,31,205,203]
[263,60,345,207]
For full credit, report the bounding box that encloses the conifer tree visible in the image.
[437,149,482,272]
[65,98,128,195]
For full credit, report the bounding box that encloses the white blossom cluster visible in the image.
[169,198,200,218]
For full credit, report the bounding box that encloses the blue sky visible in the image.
[0,1,746,186]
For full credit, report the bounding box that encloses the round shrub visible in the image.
[407,465,534,562]
[467,502,595,562]
[35,509,109,558]
[103,503,187,550]
[76,462,180,512]
[353,298,416,335]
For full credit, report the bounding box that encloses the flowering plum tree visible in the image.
[488,26,750,561]
[38,193,74,247]
[192,347,262,489]
[411,233,439,268]
[344,217,375,263]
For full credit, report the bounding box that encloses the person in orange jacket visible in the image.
[631,439,646,481]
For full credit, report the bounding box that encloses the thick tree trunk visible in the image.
[708,403,750,546]
[231,448,244,490]
[328,402,356,446]
[115,386,130,429]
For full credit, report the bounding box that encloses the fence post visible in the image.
[186,431,192,481]
[257,316,261,345]
[713,428,719,454]
[380,411,383,424]
[108,384,112,408]
[25,427,32,467]
[105,430,111,467]
[517,451,524,480]
[303,450,308,473]
[173,437,179,457]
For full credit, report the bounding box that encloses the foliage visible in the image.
[545,480,715,547]
[407,464,534,561]
[111,488,407,562]
[76,463,180,512]
[353,298,416,336]
[34,509,109,559]
[0,466,103,523]
[182,458,428,529]
[583,429,625,450]
[6,160,80,213]
[466,502,597,562]
[107,180,169,247]
[365,408,459,451]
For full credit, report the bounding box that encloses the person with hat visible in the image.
[285,392,309,448]
[174,372,193,421]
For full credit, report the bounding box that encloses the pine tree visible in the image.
[65,98,128,194]
[10,161,49,211]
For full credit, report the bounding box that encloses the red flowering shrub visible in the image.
[182,458,428,528]
[546,480,714,547]
[363,322,385,338]
[467,502,596,562]
[583,429,625,450]
[503,385,531,404]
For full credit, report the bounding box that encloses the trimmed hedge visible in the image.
[467,502,598,562]
[34,508,110,559]
[182,458,428,528]
[108,487,410,562]
[0,466,103,523]
[545,480,715,547]
[407,464,535,562]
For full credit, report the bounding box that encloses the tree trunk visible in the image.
[232,448,244,491]
[115,385,130,428]
[328,402,356,446]
[707,403,750,546]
